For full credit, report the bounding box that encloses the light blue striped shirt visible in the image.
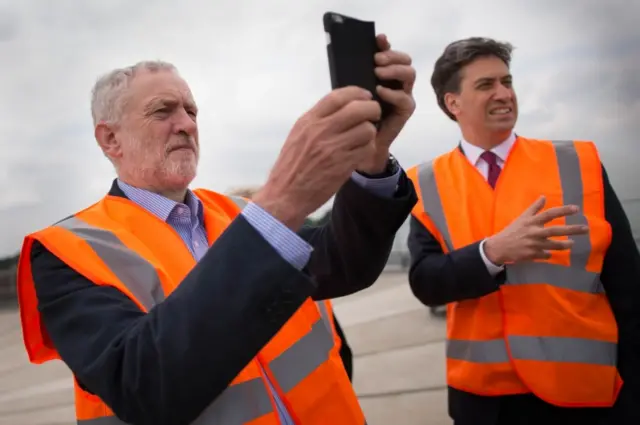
[117,170,399,423]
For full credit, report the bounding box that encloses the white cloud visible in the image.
[0,0,638,255]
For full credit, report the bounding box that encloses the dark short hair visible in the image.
[431,37,514,121]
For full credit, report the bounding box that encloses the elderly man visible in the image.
[16,34,418,425]
[406,37,640,424]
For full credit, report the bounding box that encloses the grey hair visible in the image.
[90,60,178,126]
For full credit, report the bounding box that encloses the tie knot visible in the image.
[480,151,498,166]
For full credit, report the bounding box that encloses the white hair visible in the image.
[90,60,178,126]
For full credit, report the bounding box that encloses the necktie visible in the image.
[480,151,501,188]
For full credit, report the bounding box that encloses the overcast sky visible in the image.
[0,0,638,256]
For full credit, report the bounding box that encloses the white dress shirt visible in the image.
[459,132,517,276]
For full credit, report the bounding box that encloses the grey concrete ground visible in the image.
[0,271,451,424]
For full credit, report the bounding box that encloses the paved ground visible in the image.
[0,271,451,424]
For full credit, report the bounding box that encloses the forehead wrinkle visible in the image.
[143,91,197,112]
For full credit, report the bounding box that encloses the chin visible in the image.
[162,167,197,190]
[489,119,516,132]
[173,170,196,186]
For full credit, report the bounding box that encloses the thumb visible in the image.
[522,195,546,217]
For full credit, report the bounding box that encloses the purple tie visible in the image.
[480,151,501,188]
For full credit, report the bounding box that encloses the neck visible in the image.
[460,127,512,151]
[117,177,188,203]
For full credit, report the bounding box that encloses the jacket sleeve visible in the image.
[407,215,504,306]
[300,171,418,300]
[32,216,318,425]
[598,165,640,422]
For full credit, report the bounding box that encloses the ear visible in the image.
[95,122,122,160]
[444,92,461,118]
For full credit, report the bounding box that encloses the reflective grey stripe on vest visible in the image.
[416,161,454,253]
[228,195,249,210]
[62,216,335,424]
[447,336,616,366]
[191,377,274,424]
[316,301,333,334]
[417,140,603,294]
[268,307,335,393]
[56,216,166,311]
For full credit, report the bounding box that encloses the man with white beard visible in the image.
[16,33,419,425]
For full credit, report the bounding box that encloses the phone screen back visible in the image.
[324,14,378,95]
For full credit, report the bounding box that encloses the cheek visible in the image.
[121,138,162,166]
[477,97,493,113]
[463,100,487,117]
[143,125,172,161]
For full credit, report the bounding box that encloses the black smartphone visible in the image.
[323,12,402,124]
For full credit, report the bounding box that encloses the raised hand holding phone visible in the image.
[323,12,416,174]
[371,33,416,171]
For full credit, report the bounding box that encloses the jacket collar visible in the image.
[108,179,127,198]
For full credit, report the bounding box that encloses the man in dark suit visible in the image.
[18,34,418,425]
[407,37,640,424]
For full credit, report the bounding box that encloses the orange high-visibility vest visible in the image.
[17,189,365,425]
[406,137,622,408]
[321,299,343,356]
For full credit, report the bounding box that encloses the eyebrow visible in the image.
[474,74,512,86]
[144,98,198,114]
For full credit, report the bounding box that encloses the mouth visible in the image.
[489,107,513,116]
[169,145,195,153]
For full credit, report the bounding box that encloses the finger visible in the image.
[539,239,575,251]
[521,196,547,217]
[311,86,373,118]
[376,34,391,51]
[327,99,381,133]
[376,86,416,113]
[536,224,589,238]
[532,204,580,225]
[375,50,412,67]
[375,64,416,89]
[532,250,553,260]
[333,121,377,153]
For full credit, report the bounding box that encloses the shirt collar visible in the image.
[460,132,517,166]
[116,179,204,225]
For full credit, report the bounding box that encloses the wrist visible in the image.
[357,149,391,175]
[357,150,398,177]
[252,189,307,231]
[483,237,505,266]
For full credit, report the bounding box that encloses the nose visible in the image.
[173,108,197,137]
[494,83,512,101]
